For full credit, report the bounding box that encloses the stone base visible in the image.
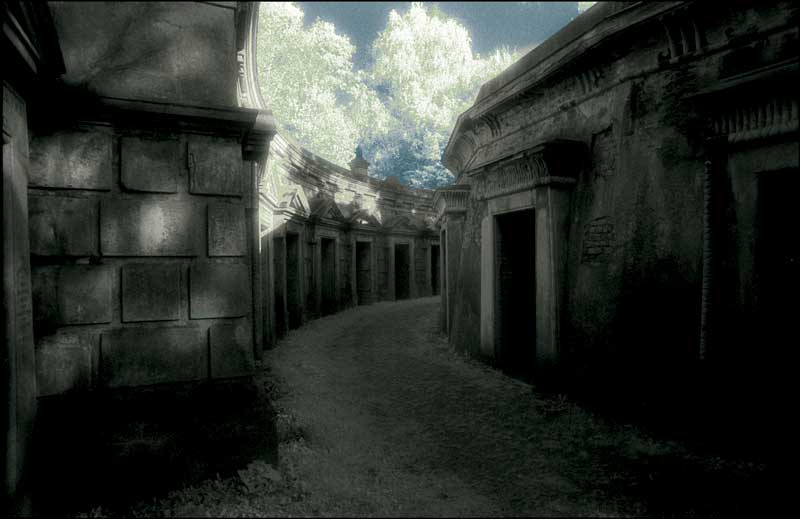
[32,376,277,515]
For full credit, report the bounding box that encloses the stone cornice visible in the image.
[443,1,693,177]
[433,184,471,221]
[469,140,587,200]
[687,59,799,145]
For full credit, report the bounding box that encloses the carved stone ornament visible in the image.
[470,139,586,200]
[433,184,472,221]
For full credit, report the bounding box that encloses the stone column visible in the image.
[533,180,575,371]
[350,234,358,304]
[424,240,432,297]
[409,239,417,299]
[433,184,471,334]
[387,236,396,300]
[439,228,448,333]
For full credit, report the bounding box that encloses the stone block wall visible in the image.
[28,114,255,396]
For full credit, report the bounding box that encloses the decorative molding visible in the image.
[470,140,586,200]
[433,185,472,221]
[443,2,688,178]
[657,7,707,64]
[710,94,798,143]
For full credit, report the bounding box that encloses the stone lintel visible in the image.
[470,139,587,200]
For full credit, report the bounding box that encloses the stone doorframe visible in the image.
[475,140,586,372]
[350,233,377,305]
[433,184,471,334]
[312,227,341,316]
[388,236,416,300]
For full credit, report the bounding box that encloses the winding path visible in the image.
[264,297,657,517]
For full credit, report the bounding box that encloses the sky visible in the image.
[296,2,584,69]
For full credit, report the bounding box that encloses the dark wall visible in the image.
[49,1,237,106]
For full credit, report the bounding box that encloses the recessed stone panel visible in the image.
[188,136,243,196]
[190,263,250,318]
[59,266,115,324]
[33,266,114,327]
[121,264,181,322]
[29,130,112,190]
[28,196,98,256]
[208,203,246,256]
[36,334,94,396]
[121,136,180,193]
[100,326,208,388]
[100,199,202,256]
[209,321,254,379]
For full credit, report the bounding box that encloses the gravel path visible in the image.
[114,296,773,518]
[263,297,653,517]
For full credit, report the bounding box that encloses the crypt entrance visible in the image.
[394,243,411,300]
[355,241,373,305]
[494,208,536,378]
[431,244,440,296]
[320,237,337,316]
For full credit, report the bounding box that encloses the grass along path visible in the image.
[83,297,772,517]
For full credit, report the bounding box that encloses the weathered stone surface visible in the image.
[28,196,98,256]
[100,199,202,256]
[49,2,238,107]
[36,334,94,396]
[100,326,208,388]
[190,263,250,318]
[32,266,114,327]
[121,137,180,193]
[188,136,243,196]
[208,203,246,256]
[209,321,254,379]
[121,264,181,322]
[29,130,112,190]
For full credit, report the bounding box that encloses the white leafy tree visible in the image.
[366,3,519,188]
[256,2,389,166]
[257,2,519,189]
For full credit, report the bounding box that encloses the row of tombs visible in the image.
[260,133,442,344]
[3,2,443,513]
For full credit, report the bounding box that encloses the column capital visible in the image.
[433,184,471,223]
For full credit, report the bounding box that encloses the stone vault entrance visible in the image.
[320,237,337,316]
[494,209,536,378]
[356,241,372,305]
[394,243,411,300]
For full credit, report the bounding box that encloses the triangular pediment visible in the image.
[310,196,346,222]
[385,214,422,232]
[280,188,309,216]
[350,208,380,227]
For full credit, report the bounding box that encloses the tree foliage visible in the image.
[257,2,520,189]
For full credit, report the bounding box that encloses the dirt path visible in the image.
[259,297,663,517]
[118,296,773,518]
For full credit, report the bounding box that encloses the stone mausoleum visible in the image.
[437,1,797,438]
[3,1,438,514]
[3,0,797,515]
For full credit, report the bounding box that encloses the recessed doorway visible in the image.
[320,237,336,316]
[494,209,536,379]
[355,241,372,305]
[395,243,411,300]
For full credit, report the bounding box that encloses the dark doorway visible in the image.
[431,244,440,296]
[441,230,448,333]
[494,209,536,380]
[272,237,286,338]
[320,238,336,316]
[753,168,798,411]
[395,243,411,300]
[286,233,301,329]
[355,241,372,305]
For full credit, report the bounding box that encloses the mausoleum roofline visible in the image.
[443,1,689,177]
